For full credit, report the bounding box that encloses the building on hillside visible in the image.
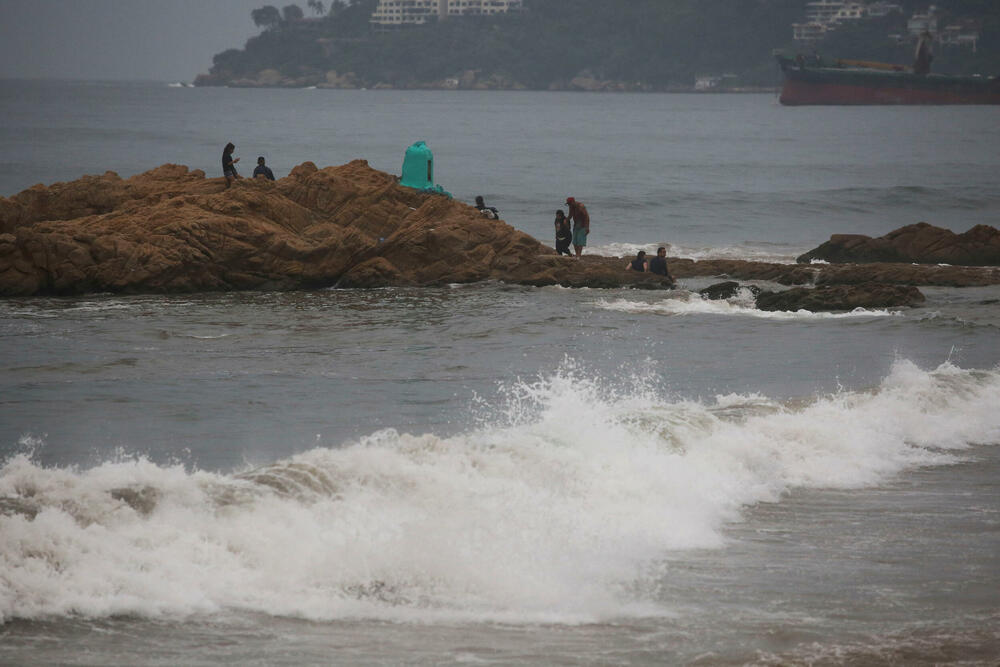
[804,0,847,24]
[829,3,866,24]
[792,21,829,42]
[371,0,521,26]
[866,2,902,18]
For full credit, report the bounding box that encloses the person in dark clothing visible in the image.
[554,210,573,256]
[648,246,675,284]
[253,156,275,181]
[626,250,648,272]
[222,142,240,187]
[475,195,500,219]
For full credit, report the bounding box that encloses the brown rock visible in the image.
[755,283,925,312]
[0,161,674,296]
[797,222,1000,266]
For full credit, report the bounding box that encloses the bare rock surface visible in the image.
[3,164,998,303]
[0,161,672,296]
[797,222,1000,266]
[755,283,926,312]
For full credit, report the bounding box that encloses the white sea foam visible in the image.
[1,361,998,624]
[594,292,901,320]
[587,241,802,264]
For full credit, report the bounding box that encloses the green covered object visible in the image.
[400,141,434,189]
[400,141,451,198]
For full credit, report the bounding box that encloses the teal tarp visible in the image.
[399,141,451,198]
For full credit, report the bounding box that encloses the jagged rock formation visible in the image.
[797,222,1000,266]
[2,163,998,311]
[0,161,673,296]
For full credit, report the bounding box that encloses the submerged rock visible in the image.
[797,222,1000,266]
[699,281,760,300]
[755,283,925,312]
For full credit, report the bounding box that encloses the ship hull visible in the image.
[777,57,1000,106]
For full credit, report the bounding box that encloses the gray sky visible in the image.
[0,0,280,81]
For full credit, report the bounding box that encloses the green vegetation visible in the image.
[196,0,1000,89]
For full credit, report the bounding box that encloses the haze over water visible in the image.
[1,82,999,665]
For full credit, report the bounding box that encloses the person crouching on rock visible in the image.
[566,197,589,258]
[626,250,648,272]
[475,195,500,219]
[253,156,275,181]
[222,143,240,188]
[554,210,573,256]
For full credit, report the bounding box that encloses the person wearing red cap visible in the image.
[566,197,589,258]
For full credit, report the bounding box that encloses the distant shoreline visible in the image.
[192,82,781,94]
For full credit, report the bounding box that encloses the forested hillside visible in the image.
[195,0,1000,89]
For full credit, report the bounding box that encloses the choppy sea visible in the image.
[1,80,999,665]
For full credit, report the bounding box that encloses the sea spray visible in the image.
[1,360,998,624]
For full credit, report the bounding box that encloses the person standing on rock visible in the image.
[554,210,573,256]
[253,156,275,181]
[222,143,240,188]
[566,197,589,258]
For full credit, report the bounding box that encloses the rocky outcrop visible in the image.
[3,163,998,303]
[699,281,760,300]
[671,257,1000,288]
[755,283,925,312]
[797,222,1000,266]
[0,162,673,296]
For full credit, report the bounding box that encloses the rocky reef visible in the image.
[0,161,673,296]
[2,163,998,312]
[797,222,1000,266]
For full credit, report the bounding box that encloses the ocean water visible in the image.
[1,81,999,665]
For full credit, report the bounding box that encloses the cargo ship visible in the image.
[775,53,1000,105]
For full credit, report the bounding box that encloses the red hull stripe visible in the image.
[781,79,1000,105]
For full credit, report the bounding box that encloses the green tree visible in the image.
[283,4,305,22]
[307,0,325,16]
[251,5,281,29]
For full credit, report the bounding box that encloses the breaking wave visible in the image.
[1,361,998,624]
[594,291,902,320]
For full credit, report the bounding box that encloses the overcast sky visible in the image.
[0,0,281,81]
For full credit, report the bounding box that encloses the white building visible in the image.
[804,0,847,24]
[866,2,902,18]
[792,21,829,42]
[371,0,522,26]
[829,3,866,24]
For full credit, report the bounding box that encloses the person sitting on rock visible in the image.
[252,156,275,181]
[222,142,240,188]
[475,195,500,220]
[626,250,648,272]
[648,246,674,283]
[554,210,573,256]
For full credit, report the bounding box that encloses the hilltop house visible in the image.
[792,1,902,42]
[371,0,522,26]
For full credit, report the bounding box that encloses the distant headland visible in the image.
[193,1,1000,91]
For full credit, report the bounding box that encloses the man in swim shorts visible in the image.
[566,197,589,258]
